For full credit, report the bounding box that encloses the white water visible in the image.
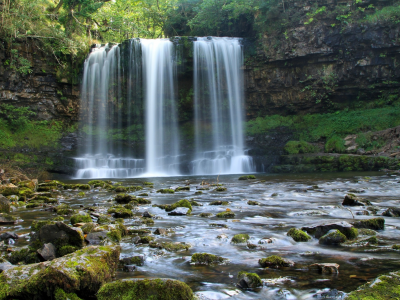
[75,37,255,179]
[191,37,255,175]
[141,39,180,177]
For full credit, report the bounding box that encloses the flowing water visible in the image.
[8,172,400,299]
[75,37,255,179]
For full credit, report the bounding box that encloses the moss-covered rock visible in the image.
[199,213,213,217]
[54,287,82,300]
[8,247,40,264]
[97,278,193,300]
[135,198,151,204]
[287,228,311,242]
[114,194,134,204]
[0,245,120,299]
[70,212,92,225]
[352,218,385,230]
[346,270,400,300]
[55,204,76,216]
[175,186,190,191]
[0,196,11,213]
[214,187,227,192]
[319,229,347,245]
[38,221,85,249]
[247,200,260,205]
[216,211,235,218]
[209,201,229,205]
[237,271,262,288]
[97,215,111,225]
[80,222,97,234]
[238,175,257,180]
[156,189,175,194]
[0,213,17,225]
[149,241,191,252]
[107,206,133,218]
[231,234,250,244]
[191,253,225,265]
[258,255,295,268]
[107,230,122,243]
[31,220,55,232]
[165,199,192,213]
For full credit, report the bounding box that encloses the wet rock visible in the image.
[199,212,212,217]
[114,193,134,204]
[107,206,133,218]
[237,271,262,289]
[355,210,370,215]
[39,221,84,248]
[80,222,97,234]
[310,263,340,274]
[191,253,225,265]
[247,200,260,205]
[0,261,13,273]
[319,229,347,245]
[259,255,295,268]
[37,243,57,261]
[85,231,108,245]
[0,232,19,241]
[131,236,141,244]
[97,278,193,300]
[168,207,190,216]
[0,213,17,225]
[352,217,385,230]
[156,189,175,194]
[287,228,311,242]
[70,212,92,225]
[165,199,192,213]
[142,211,153,218]
[0,195,11,213]
[121,255,145,266]
[216,211,235,218]
[342,194,370,206]
[209,200,229,205]
[231,234,250,244]
[302,221,357,239]
[154,228,167,235]
[123,265,136,272]
[258,238,275,244]
[382,207,400,217]
[0,245,120,299]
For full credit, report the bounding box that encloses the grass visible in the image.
[246,104,400,142]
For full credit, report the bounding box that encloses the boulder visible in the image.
[0,195,10,213]
[342,194,370,206]
[319,229,347,245]
[0,213,16,225]
[287,228,311,242]
[0,232,19,241]
[382,207,400,217]
[97,278,194,300]
[154,228,167,235]
[191,253,225,265]
[0,261,13,273]
[310,263,340,274]
[237,271,262,289]
[0,245,120,299]
[302,221,356,239]
[85,231,108,245]
[38,222,85,248]
[70,212,92,225]
[37,243,57,261]
[121,255,145,266]
[168,207,190,216]
[352,218,385,230]
[142,211,153,218]
[258,255,295,268]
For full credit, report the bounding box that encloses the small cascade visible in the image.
[191,37,255,175]
[141,39,180,176]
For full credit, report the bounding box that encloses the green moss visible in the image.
[55,204,75,216]
[247,200,260,205]
[54,287,82,300]
[70,213,92,225]
[149,241,191,252]
[97,278,194,300]
[392,244,400,250]
[165,199,192,213]
[194,191,203,195]
[136,198,151,204]
[8,248,39,264]
[231,234,250,244]
[97,215,111,225]
[107,206,133,218]
[342,227,359,240]
[128,256,144,266]
[258,255,291,268]
[156,189,175,194]
[138,193,149,196]
[143,182,154,186]
[140,217,154,225]
[77,192,85,197]
[287,228,311,242]
[237,271,262,288]
[26,201,43,208]
[139,236,154,244]
[191,253,225,265]
[216,211,235,218]
[214,187,227,192]
[346,271,400,300]
[189,200,201,206]
[127,229,151,235]
[284,140,318,154]
[175,186,190,191]
[107,230,122,243]
[114,194,134,204]
[31,220,55,232]
[239,176,248,180]
[353,218,385,230]
[115,186,127,193]
[365,236,378,244]
[199,213,213,217]
[209,200,229,205]
[57,245,79,257]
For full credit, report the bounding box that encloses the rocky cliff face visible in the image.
[0,39,80,122]
[244,2,400,118]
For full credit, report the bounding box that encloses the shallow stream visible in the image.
[5,171,400,299]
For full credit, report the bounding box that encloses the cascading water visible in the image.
[141,39,181,176]
[190,37,255,175]
[74,37,255,179]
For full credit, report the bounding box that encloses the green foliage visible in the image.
[364,5,400,24]
[284,141,319,155]
[325,136,345,153]
[4,49,32,75]
[304,6,327,25]
[356,133,386,151]
[0,104,36,130]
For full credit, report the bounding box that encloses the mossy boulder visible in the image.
[156,189,175,194]
[149,241,191,252]
[214,187,227,192]
[319,229,347,245]
[238,175,256,180]
[0,245,120,299]
[352,218,385,230]
[107,206,133,218]
[382,207,400,217]
[165,199,192,214]
[97,278,193,300]
[237,271,262,289]
[114,194,134,204]
[247,200,260,205]
[216,211,235,218]
[135,198,151,204]
[287,228,311,242]
[346,270,400,300]
[0,195,11,213]
[209,201,228,206]
[55,204,76,216]
[175,186,190,191]
[97,215,111,225]
[191,253,225,265]
[31,220,55,232]
[302,221,358,239]
[231,234,250,244]
[258,255,295,268]
[37,221,85,249]
[0,213,17,225]
[342,194,370,206]
[54,287,82,300]
[70,212,92,225]
[199,213,213,218]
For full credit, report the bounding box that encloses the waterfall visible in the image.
[74,37,255,179]
[141,39,181,176]
[190,37,254,175]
